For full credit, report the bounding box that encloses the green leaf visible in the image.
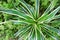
[18,28,31,40]
[11,20,28,24]
[53,14,60,19]
[41,24,60,36]
[19,0,34,17]
[50,20,60,24]
[28,29,35,40]
[36,24,45,40]
[50,20,60,27]
[37,6,60,24]
[45,6,60,23]
[16,6,28,14]
[14,25,31,37]
[42,0,58,16]
[0,8,36,24]
[37,30,45,40]
[38,0,58,22]
[35,0,40,19]
[44,29,60,40]
[36,29,45,40]
[0,8,33,20]
[27,24,45,40]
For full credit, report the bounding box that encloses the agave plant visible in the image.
[0,0,60,40]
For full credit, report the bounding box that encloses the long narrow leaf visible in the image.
[50,20,60,27]
[36,24,45,40]
[53,14,60,19]
[35,0,40,19]
[0,8,33,20]
[38,0,58,21]
[45,6,60,23]
[41,24,60,36]
[14,25,31,37]
[42,0,58,16]
[44,29,60,40]
[37,6,60,24]
[19,0,34,17]
[28,28,35,40]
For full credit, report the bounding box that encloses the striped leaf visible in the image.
[35,0,40,19]
[0,8,32,20]
[41,24,60,36]
[19,0,34,17]
[38,0,58,22]
[14,25,31,37]
[44,29,60,40]
[44,6,60,23]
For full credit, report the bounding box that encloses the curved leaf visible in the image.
[19,0,34,17]
[14,25,31,37]
[44,29,60,40]
[38,0,58,22]
[0,8,33,20]
[38,6,60,24]
[44,6,60,23]
[42,0,58,16]
[53,14,60,19]
[41,24,60,36]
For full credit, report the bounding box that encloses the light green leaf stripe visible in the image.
[53,14,60,19]
[14,25,31,37]
[45,6,60,23]
[44,29,60,40]
[41,24,60,36]
[36,24,45,40]
[35,0,40,19]
[42,0,58,16]
[0,8,32,20]
[19,0,34,17]
[38,0,58,21]
[37,6,60,24]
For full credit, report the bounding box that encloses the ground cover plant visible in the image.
[0,0,60,40]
